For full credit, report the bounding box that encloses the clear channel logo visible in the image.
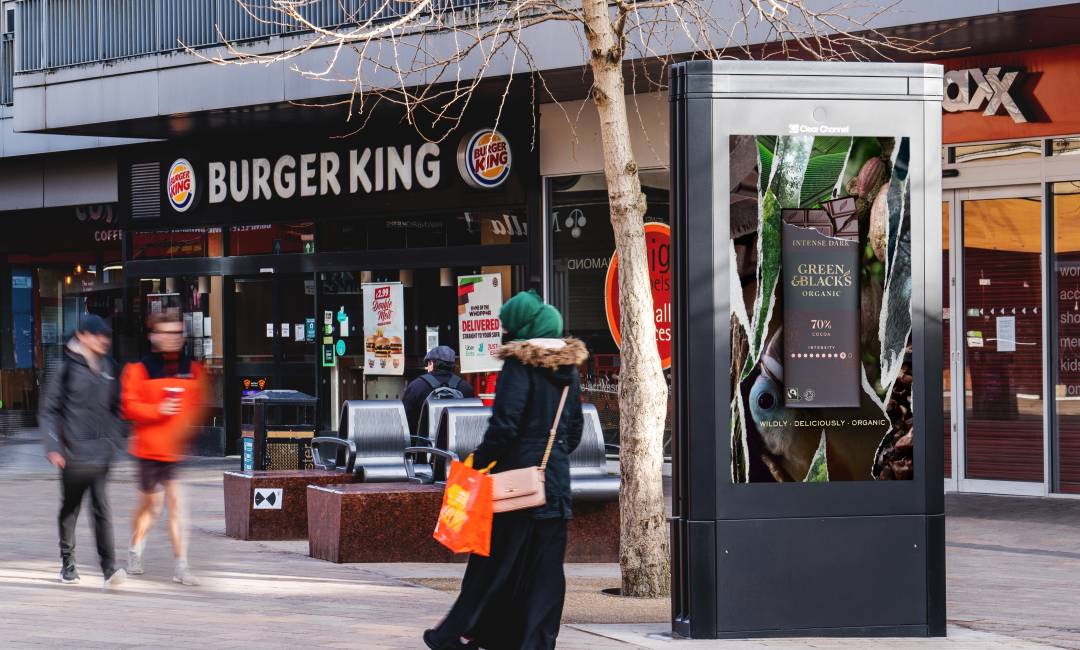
[787,123,851,135]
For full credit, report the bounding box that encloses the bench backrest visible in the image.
[570,403,608,477]
[339,400,411,481]
[420,397,484,443]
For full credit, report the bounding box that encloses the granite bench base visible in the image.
[307,483,619,563]
[223,470,358,541]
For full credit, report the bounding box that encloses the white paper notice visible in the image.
[192,314,204,338]
[266,323,274,338]
[183,313,193,336]
[340,318,349,337]
[295,324,305,342]
[281,323,290,338]
[996,316,1016,352]
[203,337,214,357]
[426,326,439,352]
[324,310,333,325]
[203,316,212,336]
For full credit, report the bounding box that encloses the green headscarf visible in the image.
[500,290,563,341]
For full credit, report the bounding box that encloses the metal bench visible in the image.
[312,400,443,483]
[417,396,484,445]
[408,405,493,483]
[420,403,619,500]
[570,404,621,501]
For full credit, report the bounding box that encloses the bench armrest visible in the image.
[403,447,459,484]
[311,437,356,472]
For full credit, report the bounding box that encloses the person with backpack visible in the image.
[402,345,475,436]
[40,314,127,588]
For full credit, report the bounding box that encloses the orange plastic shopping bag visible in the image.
[434,455,494,557]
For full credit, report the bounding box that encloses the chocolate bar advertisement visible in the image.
[729,135,914,483]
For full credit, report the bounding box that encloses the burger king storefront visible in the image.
[116,112,538,453]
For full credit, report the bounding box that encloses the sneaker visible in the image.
[127,550,144,575]
[59,560,80,585]
[104,568,127,589]
[173,561,199,587]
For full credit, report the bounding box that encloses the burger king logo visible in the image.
[457,129,511,189]
[167,159,196,212]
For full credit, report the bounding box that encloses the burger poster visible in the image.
[362,282,405,375]
[457,274,504,373]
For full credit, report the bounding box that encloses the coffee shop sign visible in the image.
[942,67,1028,124]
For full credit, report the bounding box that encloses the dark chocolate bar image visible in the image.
[780,205,862,409]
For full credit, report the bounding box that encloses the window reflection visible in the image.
[549,170,671,451]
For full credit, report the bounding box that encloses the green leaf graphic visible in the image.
[803,432,829,483]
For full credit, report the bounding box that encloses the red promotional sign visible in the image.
[604,222,672,370]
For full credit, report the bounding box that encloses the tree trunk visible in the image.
[582,0,670,598]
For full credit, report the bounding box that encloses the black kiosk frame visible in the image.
[670,61,946,639]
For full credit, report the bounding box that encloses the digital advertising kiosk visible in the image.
[670,61,946,639]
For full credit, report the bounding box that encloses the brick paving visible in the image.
[0,430,1076,648]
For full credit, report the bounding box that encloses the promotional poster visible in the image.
[457,274,504,373]
[729,134,915,483]
[362,282,405,375]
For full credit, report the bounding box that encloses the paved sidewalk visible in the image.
[0,430,1077,648]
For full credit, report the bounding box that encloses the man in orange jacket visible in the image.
[122,313,205,586]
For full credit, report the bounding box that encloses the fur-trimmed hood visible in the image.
[496,337,588,370]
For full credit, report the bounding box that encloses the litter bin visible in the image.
[240,390,318,471]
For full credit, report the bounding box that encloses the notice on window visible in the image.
[266,323,274,338]
[362,282,404,375]
[457,274,504,373]
[996,316,1016,352]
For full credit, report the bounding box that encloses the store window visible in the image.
[4,206,124,415]
[319,265,525,431]
[229,222,314,255]
[549,170,671,449]
[1053,181,1080,494]
[319,211,527,252]
[131,228,223,260]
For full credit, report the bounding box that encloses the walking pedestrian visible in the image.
[40,314,127,588]
[122,313,206,586]
[425,290,587,650]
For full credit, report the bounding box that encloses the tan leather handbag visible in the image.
[490,386,570,513]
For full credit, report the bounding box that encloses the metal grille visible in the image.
[0,34,13,106]
[265,438,314,470]
[15,0,479,73]
[129,162,161,220]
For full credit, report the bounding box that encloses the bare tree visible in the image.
[207,0,939,598]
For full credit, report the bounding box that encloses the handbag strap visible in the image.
[539,386,570,471]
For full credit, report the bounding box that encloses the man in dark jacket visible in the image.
[41,314,126,588]
[401,345,475,436]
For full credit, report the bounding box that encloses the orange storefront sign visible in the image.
[941,44,1080,144]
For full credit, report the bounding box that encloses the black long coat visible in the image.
[472,338,588,520]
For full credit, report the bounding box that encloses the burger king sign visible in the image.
[457,129,511,189]
[167,159,196,212]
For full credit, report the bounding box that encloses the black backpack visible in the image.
[420,373,465,400]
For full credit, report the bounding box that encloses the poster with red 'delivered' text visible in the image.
[457,274,504,373]
[362,282,405,375]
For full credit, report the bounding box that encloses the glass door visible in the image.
[958,187,1046,492]
[232,274,318,406]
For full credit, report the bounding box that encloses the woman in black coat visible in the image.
[425,291,588,650]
